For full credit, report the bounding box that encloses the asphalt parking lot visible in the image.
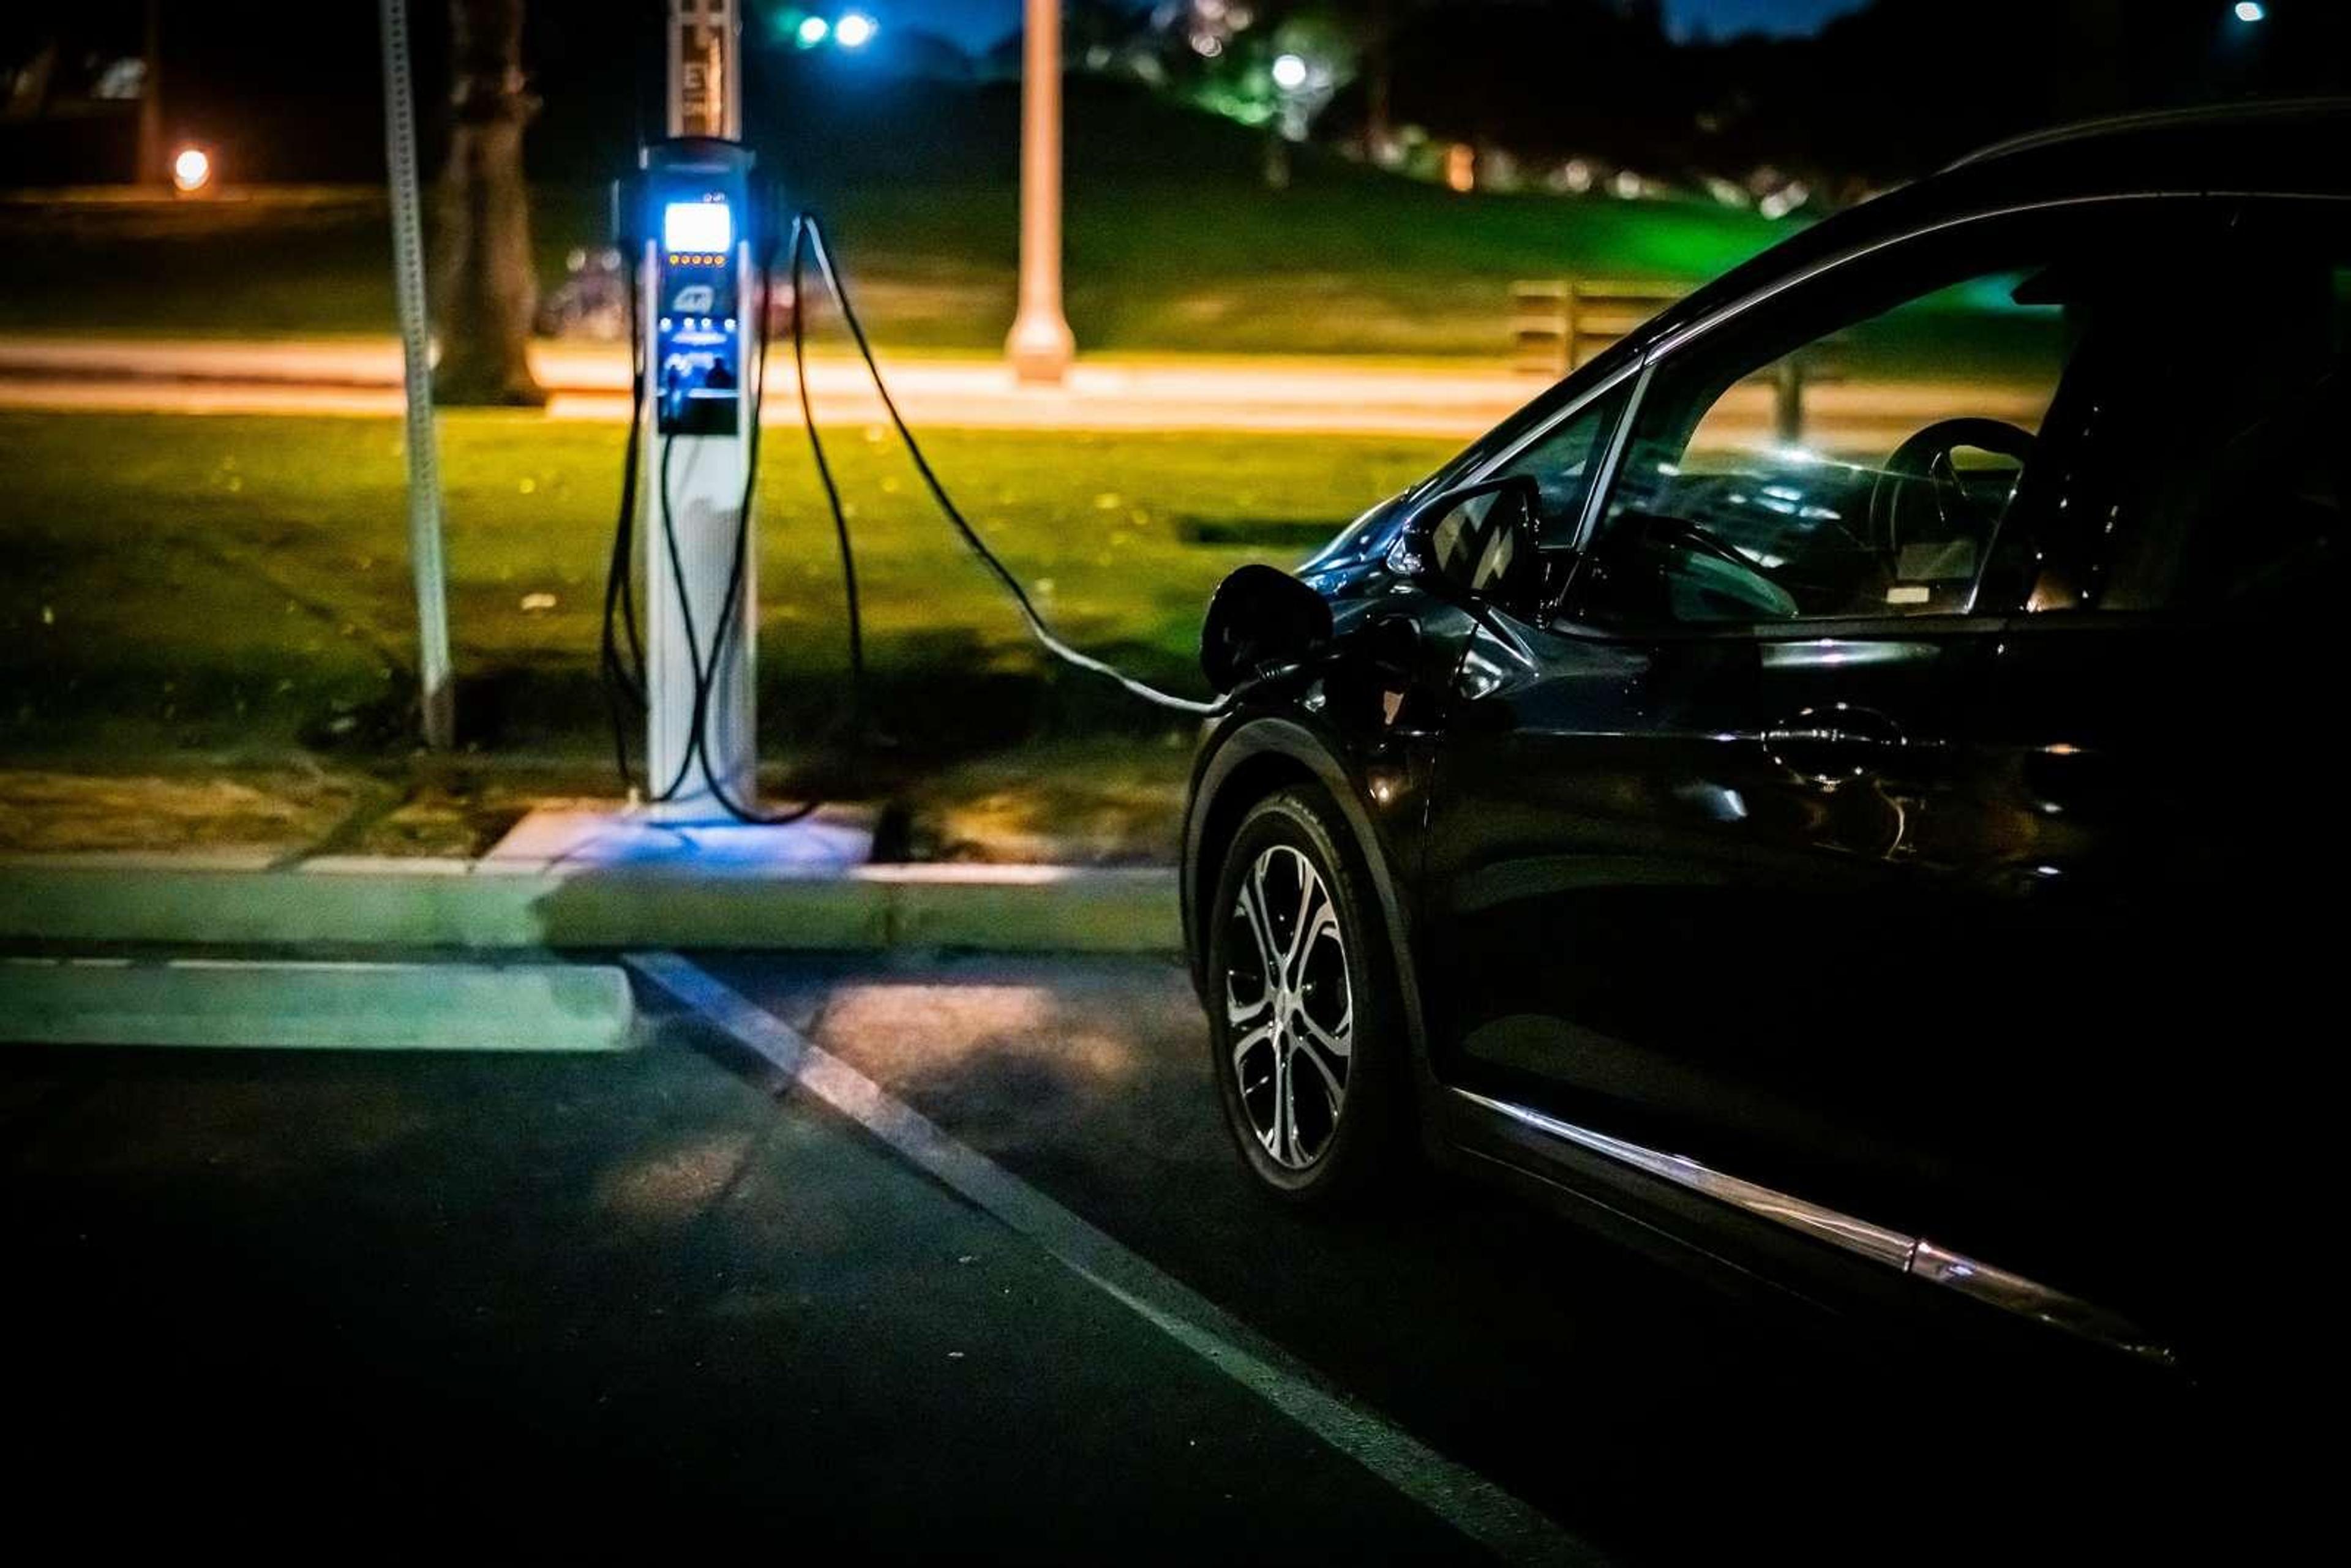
[2,951,2246,1561]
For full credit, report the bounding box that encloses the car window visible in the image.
[1583,257,2081,626]
[1487,381,1634,550]
[1561,205,2219,630]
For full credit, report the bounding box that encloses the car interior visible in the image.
[1581,216,2348,629]
[1591,268,2071,625]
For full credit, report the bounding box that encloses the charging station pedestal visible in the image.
[637,138,758,820]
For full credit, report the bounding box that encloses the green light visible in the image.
[797,15,829,47]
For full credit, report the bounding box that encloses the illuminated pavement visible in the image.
[2,952,2237,1561]
[0,336,2044,443]
[0,336,1537,437]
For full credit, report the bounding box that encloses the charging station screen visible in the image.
[664,201,732,255]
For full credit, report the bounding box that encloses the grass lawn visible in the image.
[0,410,1452,857]
[0,81,1787,356]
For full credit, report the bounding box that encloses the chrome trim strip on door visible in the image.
[1907,1241,2170,1364]
[1452,1088,2174,1365]
[1455,1089,1913,1270]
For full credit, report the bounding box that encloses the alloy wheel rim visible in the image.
[1225,843,1353,1170]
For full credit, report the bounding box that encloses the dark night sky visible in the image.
[1664,0,1869,40]
[886,1,1869,51]
[876,1,1023,50]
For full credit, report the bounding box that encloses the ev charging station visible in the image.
[494,0,1213,871]
[506,0,850,866]
[629,0,765,824]
[636,134,760,820]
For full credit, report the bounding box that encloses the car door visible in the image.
[1908,203,2350,1356]
[1420,203,2191,1255]
[1426,580,1998,1240]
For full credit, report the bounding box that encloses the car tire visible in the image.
[1206,785,1406,1206]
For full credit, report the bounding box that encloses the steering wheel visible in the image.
[1867,417,2037,559]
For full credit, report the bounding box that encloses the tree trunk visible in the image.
[137,0,162,184]
[432,0,545,407]
[1365,0,1392,157]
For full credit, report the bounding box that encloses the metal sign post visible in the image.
[378,0,456,750]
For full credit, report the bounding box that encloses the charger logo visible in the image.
[672,284,717,314]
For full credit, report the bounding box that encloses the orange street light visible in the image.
[170,144,213,195]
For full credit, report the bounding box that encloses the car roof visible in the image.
[1945,96,2351,178]
[1602,97,2351,372]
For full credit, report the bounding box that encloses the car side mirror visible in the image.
[1387,475,1544,613]
[1201,563,1334,694]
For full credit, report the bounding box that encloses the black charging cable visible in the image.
[788,216,868,745]
[794,214,1228,720]
[599,243,650,784]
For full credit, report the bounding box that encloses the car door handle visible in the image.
[1765,704,1908,784]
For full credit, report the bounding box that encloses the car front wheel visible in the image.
[1207,786,1404,1205]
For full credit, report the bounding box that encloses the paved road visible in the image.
[0,336,2047,447]
[702,954,2243,1561]
[2,978,1476,1559]
[1,952,2244,1561]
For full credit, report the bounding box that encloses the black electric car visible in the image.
[1182,101,2349,1376]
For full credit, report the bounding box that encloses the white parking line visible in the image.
[628,951,1600,1567]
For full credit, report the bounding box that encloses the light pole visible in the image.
[1006,0,1075,384]
[2218,1,2268,89]
[1265,51,1329,191]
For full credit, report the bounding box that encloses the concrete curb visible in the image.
[0,955,634,1052]
[0,856,1182,955]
